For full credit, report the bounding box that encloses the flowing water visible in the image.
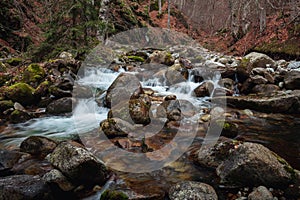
[0,63,299,199]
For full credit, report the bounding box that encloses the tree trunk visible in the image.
[158,0,162,14]
[167,0,171,29]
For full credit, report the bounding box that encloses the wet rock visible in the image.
[251,84,280,95]
[100,118,132,138]
[147,50,174,66]
[193,81,214,97]
[169,181,218,200]
[46,97,74,115]
[49,141,109,185]
[157,100,182,121]
[11,157,53,176]
[9,109,32,123]
[0,150,29,176]
[213,90,300,113]
[20,136,57,158]
[287,61,300,70]
[105,73,143,108]
[216,142,294,187]
[220,78,235,91]
[165,66,187,85]
[129,94,151,124]
[248,186,273,200]
[5,82,36,106]
[0,175,53,200]
[43,169,75,191]
[284,71,300,90]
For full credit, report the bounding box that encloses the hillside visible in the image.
[0,0,299,60]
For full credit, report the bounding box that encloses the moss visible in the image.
[6,83,36,106]
[6,57,22,66]
[23,63,45,85]
[100,190,129,200]
[276,154,297,179]
[239,58,250,68]
[126,55,145,62]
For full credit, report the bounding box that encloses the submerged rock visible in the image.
[168,181,218,200]
[0,175,53,200]
[216,142,294,187]
[49,141,109,185]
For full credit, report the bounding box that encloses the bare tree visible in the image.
[168,0,171,29]
[158,0,162,14]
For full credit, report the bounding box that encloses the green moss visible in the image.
[126,56,145,62]
[100,190,129,200]
[239,58,250,68]
[6,57,22,66]
[6,83,36,106]
[23,63,45,84]
[275,153,297,180]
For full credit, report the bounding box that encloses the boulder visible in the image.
[216,142,294,187]
[100,118,132,138]
[20,136,57,158]
[0,100,14,113]
[193,81,214,97]
[244,52,275,70]
[251,84,280,95]
[105,73,143,108]
[129,94,151,124]
[147,50,174,66]
[284,71,300,90]
[46,97,73,115]
[248,186,273,200]
[49,141,109,185]
[5,83,36,106]
[169,181,218,200]
[251,75,268,85]
[22,63,45,87]
[9,109,32,123]
[43,169,75,191]
[0,175,53,200]
[0,150,29,176]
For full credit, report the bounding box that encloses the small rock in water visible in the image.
[43,169,75,191]
[169,181,218,200]
[248,186,273,200]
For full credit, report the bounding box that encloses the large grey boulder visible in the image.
[46,97,74,115]
[49,141,109,185]
[244,52,275,70]
[248,186,273,200]
[216,142,294,187]
[169,181,218,200]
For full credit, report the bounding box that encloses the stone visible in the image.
[169,181,218,200]
[251,84,280,95]
[105,73,143,108]
[147,50,174,66]
[43,169,75,191]
[0,100,14,113]
[248,186,273,200]
[0,175,53,200]
[20,136,57,158]
[216,142,294,187]
[46,97,74,115]
[49,141,109,185]
[129,94,151,124]
[213,90,300,114]
[100,118,132,138]
[284,71,300,90]
[244,52,275,69]
[0,150,29,176]
[193,81,214,97]
[5,83,36,106]
[22,63,45,87]
[220,78,235,91]
[251,75,268,85]
[287,61,300,70]
[9,109,32,123]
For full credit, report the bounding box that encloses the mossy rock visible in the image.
[6,57,22,66]
[5,83,36,106]
[23,64,45,86]
[0,100,14,112]
[100,190,129,200]
[35,80,50,98]
[126,55,145,62]
[9,110,32,124]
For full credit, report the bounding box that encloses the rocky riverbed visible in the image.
[0,43,300,199]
